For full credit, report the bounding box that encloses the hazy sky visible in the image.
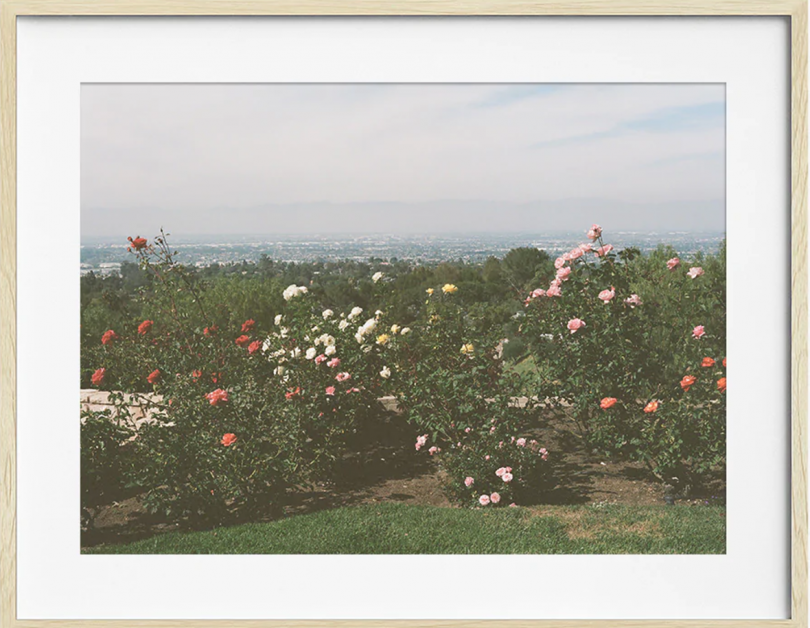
[81,83,725,236]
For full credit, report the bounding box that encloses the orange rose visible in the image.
[701,357,715,368]
[717,377,727,393]
[221,433,237,446]
[147,369,161,384]
[235,335,250,347]
[680,375,697,392]
[643,400,660,413]
[600,397,618,409]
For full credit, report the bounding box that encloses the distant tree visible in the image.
[502,247,552,290]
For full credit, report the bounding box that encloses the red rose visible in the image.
[235,335,250,347]
[241,319,256,333]
[147,369,161,384]
[680,375,697,391]
[717,377,727,393]
[101,330,119,345]
[247,340,262,355]
[206,388,229,406]
[285,386,302,400]
[91,367,106,386]
[138,319,154,335]
[127,236,147,250]
[221,433,237,447]
[701,357,715,368]
[643,400,660,413]
[191,369,202,382]
[204,325,218,337]
[600,397,617,409]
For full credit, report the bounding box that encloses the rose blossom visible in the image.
[556,266,572,281]
[723,357,727,368]
[285,387,301,400]
[235,335,250,347]
[680,375,697,392]
[502,473,513,483]
[490,492,501,504]
[241,319,255,332]
[248,340,262,355]
[567,318,586,334]
[464,477,474,487]
[516,438,527,447]
[314,354,327,365]
[598,288,615,303]
[138,320,153,335]
[91,367,106,386]
[428,446,440,455]
[101,329,119,345]
[478,494,491,506]
[380,366,391,379]
[702,357,716,367]
[567,247,584,261]
[687,267,704,279]
[692,325,706,339]
[128,236,148,250]
[595,244,613,257]
[600,397,617,409]
[717,377,727,393]
[546,284,562,297]
[221,433,237,447]
[206,388,229,406]
[643,400,660,413]
[325,386,336,396]
[531,288,546,298]
[554,257,567,270]
[587,224,602,240]
[335,372,351,382]
[327,357,341,368]
[624,294,642,308]
[146,369,161,384]
[667,257,680,270]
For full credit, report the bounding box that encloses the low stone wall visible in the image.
[80,389,165,429]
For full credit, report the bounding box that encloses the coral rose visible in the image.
[221,433,237,447]
[478,494,490,506]
[138,320,153,335]
[101,329,119,345]
[241,319,255,332]
[667,257,680,270]
[702,357,716,367]
[600,397,617,409]
[490,492,501,504]
[598,288,615,303]
[235,335,250,347]
[464,477,474,487]
[127,236,147,250]
[680,375,697,392]
[586,224,602,240]
[91,367,106,386]
[717,377,727,393]
[206,388,229,406]
[147,369,161,384]
[247,340,262,355]
[567,318,586,334]
[643,400,660,413]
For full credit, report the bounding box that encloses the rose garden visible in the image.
[80,225,726,554]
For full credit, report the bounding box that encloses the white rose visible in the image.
[325,344,337,356]
[400,327,411,336]
[274,314,283,326]
[380,366,391,379]
[348,306,363,320]
[338,319,350,331]
[355,332,365,344]
[274,366,286,376]
[390,324,401,334]
[305,347,317,360]
[372,271,384,283]
[362,345,373,353]
[290,348,301,358]
[322,309,334,320]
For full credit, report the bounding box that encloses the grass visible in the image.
[83,502,725,554]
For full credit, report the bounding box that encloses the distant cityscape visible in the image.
[80,231,726,277]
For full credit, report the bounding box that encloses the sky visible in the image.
[81,83,725,237]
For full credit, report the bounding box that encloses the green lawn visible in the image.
[83,502,725,554]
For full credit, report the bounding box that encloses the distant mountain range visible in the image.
[81,198,725,239]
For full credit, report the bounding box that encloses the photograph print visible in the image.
[80,83,726,554]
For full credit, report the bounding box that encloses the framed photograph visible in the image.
[0,1,806,627]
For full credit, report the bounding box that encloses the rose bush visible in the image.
[521,225,726,492]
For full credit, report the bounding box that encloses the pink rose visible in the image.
[687,266,704,279]
[546,284,562,298]
[325,386,336,396]
[667,257,680,270]
[692,325,706,339]
[478,494,490,506]
[490,492,501,504]
[595,244,613,257]
[586,224,602,240]
[567,247,584,261]
[598,288,615,303]
[464,476,474,487]
[415,434,428,451]
[579,243,593,253]
[485,455,491,461]
[556,266,572,281]
[531,288,546,298]
[502,473,513,483]
[625,293,642,307]
[465,427,471,433]
[327,357,341,368]
[554,257,567,270]
[335,372,351,382]
[428,446,440,455]
[314,354,327,365]
[567,318,586,333]
[516,438,527,447]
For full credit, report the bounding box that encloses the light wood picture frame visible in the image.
[0,1,806,627]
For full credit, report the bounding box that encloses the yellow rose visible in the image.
[390,324,401,334]
[376,334,390,346]
[442,284,458,294]
[426,288,434,295]
[460,343,474,355]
